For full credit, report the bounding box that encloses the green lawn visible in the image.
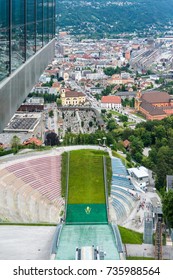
[132,112,146,120]
[118,225,143,244]
[68,150,107,204]
[127,256,155,260]
[105,156,112,195]
[109,110,121,116]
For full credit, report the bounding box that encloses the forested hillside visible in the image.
[121,116,173,191]
[56,0,173,37]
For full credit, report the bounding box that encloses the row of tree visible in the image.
[28,92,58,103]
[103,65,131,76]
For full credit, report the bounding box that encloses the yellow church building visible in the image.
[61,89,86,106]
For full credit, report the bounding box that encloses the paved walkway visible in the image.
[0,226,56,260]
[121,190,161,233]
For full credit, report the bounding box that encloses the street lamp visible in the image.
[102,137,106,147]
[97,138,101,146]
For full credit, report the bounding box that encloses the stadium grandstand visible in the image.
[0,155,64,223]
[110,157,140,224]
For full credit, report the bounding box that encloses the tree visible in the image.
[56,98,62,107]
[141,131,152,147]
[119,115,128,122]
[101,85,114,96]
[106,119,117,131]
[162,190,173,227]
[49,110,54,118]
[95,83,100,88]
[122,128,133,140]
[103,67,118,76]
[133,152,143,163]
[11,135,21,149]
[89,121,93,127]
[132,85,137,91]
[107,112,112,119]
[45,132,60,146]
[130,137,144,162]
[155,146,173,189]
[101,109,106,114]
[154,125,166,139]
[130,97,135,107]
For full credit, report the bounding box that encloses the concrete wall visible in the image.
[0,39,55,132]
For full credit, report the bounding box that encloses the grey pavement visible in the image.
[0,226,56,260]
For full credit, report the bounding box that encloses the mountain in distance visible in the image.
[56,0,173,38]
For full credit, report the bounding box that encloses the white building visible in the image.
[128,166,149,188]
[101,96,122,109]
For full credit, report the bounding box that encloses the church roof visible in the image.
[141,91,170,103]
[140,100,166,116]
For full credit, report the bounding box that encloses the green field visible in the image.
[127,256,155,260]
[68,150,106,204]
[118,226,143,244]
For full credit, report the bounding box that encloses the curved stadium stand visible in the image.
[0,155,64,223]
[111,157,139,224]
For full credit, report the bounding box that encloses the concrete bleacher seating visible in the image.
[112,175,136,190]
[112,197,127,220]
[111,190,133,209]
[111,185,137,202]
[0,155,64,223]
[110,157,139,224]
[112,158,128,176]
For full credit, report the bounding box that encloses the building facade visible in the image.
[61,89,86,106]
[0,0,56,132]
[135,90,173,120]
[101,96,122,109]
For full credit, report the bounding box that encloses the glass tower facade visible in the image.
[0,0,56,82]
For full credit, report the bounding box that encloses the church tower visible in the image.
[135,90,142,111]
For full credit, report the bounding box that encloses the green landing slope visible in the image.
[66,150,108,224]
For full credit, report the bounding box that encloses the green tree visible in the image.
[89,121,93,127]
[56,98,62,107]
[49,110,54,118]
[101,109,106,114]
[162,190,173,227]
[107,112,112,119]
[130,137,144,160]
[119,115,128,122]
[11,135,21,149]
[154,125,166,139]
[141,131,152,147]
[101,85,114,96]
[106,119,117,131]
[133,152,143,163]
[155,146,173,189]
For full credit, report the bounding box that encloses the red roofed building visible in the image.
[135,90,173,120]
[101,96,122,109]
[23,137,42,146]
[123,140,130,150]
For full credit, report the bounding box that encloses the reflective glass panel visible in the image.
[11,0,25,72]
[0,1,10,81]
